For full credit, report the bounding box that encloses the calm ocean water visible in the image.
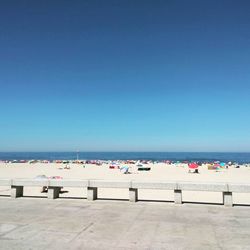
[0,152,250,163]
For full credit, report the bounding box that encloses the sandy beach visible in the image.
[1,162,250,205]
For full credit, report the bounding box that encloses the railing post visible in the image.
[174,189,182,204]
[11,186,23,198]
[129,188,138,202]
[47,187,61,199]
[223,192,233,207]
[87,187,98,201]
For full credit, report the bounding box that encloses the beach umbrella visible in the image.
[220,162,226,167]
[188,163,199,169]
[35,175,49,193]
[34,175,48,180]
[120,166,129,174]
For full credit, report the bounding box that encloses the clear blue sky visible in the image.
[0,0,250,152]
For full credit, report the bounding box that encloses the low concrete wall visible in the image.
[131,180,177,190]
[1,178,250,207]
[0,179,11,186]
[49,179,88,187]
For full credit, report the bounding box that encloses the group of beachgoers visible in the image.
[0,159,244,165]
[1,159,249,175]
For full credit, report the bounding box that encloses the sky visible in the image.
[0,0,250,152]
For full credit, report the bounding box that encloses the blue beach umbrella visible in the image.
[120,166,129,174]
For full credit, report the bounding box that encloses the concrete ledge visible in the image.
[89,180,131,188]
[177,181,228,192]
[49,179,88,187]
[12,179,49,187]
[4,179,250,206]
[132,180,177,189]
[0,179,12,186]
[228,183,250,193]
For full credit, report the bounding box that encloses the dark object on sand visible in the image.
[138,167,151,171]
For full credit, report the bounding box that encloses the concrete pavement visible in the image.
[0,198,250,250]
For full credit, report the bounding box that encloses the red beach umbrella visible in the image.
[188,163,199,169]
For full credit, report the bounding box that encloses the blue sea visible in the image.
[0,152,250,163]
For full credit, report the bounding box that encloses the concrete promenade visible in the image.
[0,198,250,250]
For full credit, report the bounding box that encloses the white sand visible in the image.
[1,162,250,204]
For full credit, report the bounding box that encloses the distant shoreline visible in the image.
[0,152,250,163]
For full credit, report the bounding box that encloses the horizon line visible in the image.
[0,151,250,153]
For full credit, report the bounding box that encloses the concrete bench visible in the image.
[88,180,131,201]
[11,179,89,199]
[224,183,250,206]
[130,181,177,202]
[11,179,50,198]
[48,179,88,199]
[177,181,231,206]
[177,181,228,192]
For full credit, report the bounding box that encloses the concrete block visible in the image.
[228,183,250,193]
[49,179,88,187]
[0,179,12,186]
[129,188,138,202]
[89,180,131,188]
[12,179,49,187]
[177,181,228,192]
[132,180,177,190]
[174,190,182,204]
[87,187,98,201]
[11,186,23,198]
[47,187,61,199]
[223,192,233,207]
